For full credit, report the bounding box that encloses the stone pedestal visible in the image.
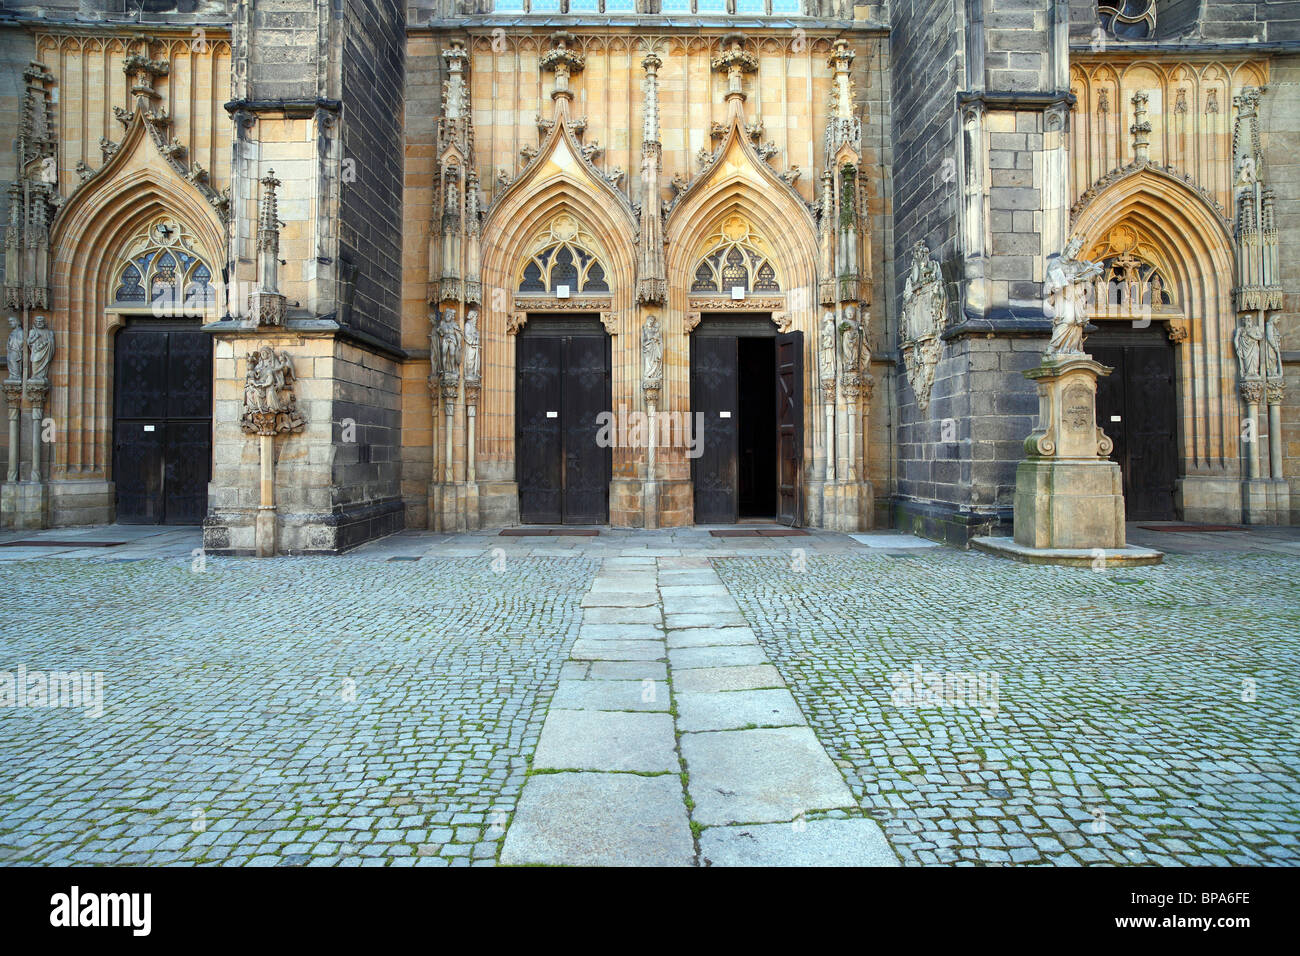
[1,481,49,530]
[817,480,873,532]
[978,356,1162,566]
[1243,478,1291,526]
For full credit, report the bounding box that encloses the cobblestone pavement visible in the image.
[1,524,1297,866]
[0,549,595,865]
[715,547,1300,866]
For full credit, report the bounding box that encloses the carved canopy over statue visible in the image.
[240,346,306,436]
[1045,237,1103,361]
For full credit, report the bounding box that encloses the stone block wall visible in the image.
[1261,53,1300,521]
[338,0,406,349]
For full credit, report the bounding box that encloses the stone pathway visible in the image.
[2,522,1296,866]
[500,554,898,866]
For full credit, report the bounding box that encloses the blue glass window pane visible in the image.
[569,0,600,10]
[660,0,691,12]
[771,0,800,12]
[697,0,727,12]
[530,0,561,11]
[735,0,766,12]
[495,0,525,10]
[604,0,636,10]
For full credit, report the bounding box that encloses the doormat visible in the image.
[709,528,808,538]
[1138,525,1243,533]
[0,540,126,548]
[499,529,599,536]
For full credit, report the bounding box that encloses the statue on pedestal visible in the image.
[1045,237,1102,360]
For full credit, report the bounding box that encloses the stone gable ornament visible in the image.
[248,171,286,326]
[240,346,306,436]
[1044,237,1103,361]
[901,241,947,411]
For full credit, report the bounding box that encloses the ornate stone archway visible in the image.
[1072,167,1242,522]
[44,113,225,525]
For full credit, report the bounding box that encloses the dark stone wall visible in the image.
[983,0,1055,91]
[888,0,967,530]
[329,341,405,540]
[338,0,406,350]
[331,0,407,533]
[247,1,317,102]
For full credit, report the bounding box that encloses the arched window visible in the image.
[1097,254,1174,308]
[689,215,781,294]
[112,217,216,311]
[1085,225,1177,314]
[517,216,611,295]
[1099,2,1157,40]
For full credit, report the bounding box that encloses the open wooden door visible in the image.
[774,330,803,526]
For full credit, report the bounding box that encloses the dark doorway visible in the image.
[691,315,803,525]
[113,321,212,524]
[1090,326,1179,521]
[515,315,611,525]
[738,337,776,517]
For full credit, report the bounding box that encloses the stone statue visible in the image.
[463,309,481,383]
[818,311,836,382]
[902,241,944,344]
[1044,237,1102,360]
[438,308,462,379]
[1235,316,1264,381]
[240,345,306,435]
[1265,316,1283,380]
[5,317,23,384]
[839,305,861,373]
[901,241,948,411]
[641,313,663,389]
[27,315,54,387]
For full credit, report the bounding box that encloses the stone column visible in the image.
[256,432,275,558]
[3,383,19,483]
[1268,383,1284,482]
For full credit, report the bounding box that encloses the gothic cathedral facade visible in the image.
[1,1,1297,552]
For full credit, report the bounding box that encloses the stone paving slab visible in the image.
[578,624,665,642]
[666,626,759,648]
[669,644,768,670]
[532,710,677,773]
[586,661,669,681]
[581,606,662,625]
[681,727,857,826]
[550,679,669,713]
[580,591,659,608]
[569,640,666,661]
[664,611,749,629]
[675,689,805,732]
[499,772,694,867]
[671,664,786,693]
[699,818,900,866]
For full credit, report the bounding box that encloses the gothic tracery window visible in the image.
[1085,226,1176,315]
[689,216,781,294]
[111,217,216,311]
[1099,1,1157,41]
[517,216,611,295]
